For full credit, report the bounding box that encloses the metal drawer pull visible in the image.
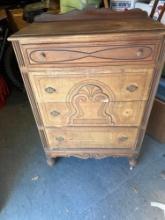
[56,136,64,142]
[136,48,143,57]
[118,136,128,142]
[40,52,46,58]
[45,87,56,94]
[126,84,138,92]
[50,110,60,117]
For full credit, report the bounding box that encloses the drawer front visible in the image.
[39,101,146,127]
[29,70,153,102]
[45,127,138,149]
[22,41,158,67]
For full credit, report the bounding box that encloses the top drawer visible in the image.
[21,41,159,68]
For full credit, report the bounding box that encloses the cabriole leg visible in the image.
[46,156,56,166]
[128,155,138,170]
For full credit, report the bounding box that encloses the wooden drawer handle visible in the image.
[136,48,143,57]
[118,136,128,142]
[56,136,64,142]
[45,87,56,94]
[126,84,138,92]
[50,110,60,117]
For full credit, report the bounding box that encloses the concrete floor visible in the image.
[0,89,165,220]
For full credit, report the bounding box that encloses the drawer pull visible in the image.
[118,136,128,142]
[45,87,56,94]
[126,84,138,92]
[136,48,143,57]
[40,52,46,58]
[50,110,60,117]
[56,136,64,142]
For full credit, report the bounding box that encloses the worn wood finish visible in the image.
[29,70,153,102]
[45,127,139,149]
[39,101,146,127]
[9,9,165,168]
[22,42,158,67]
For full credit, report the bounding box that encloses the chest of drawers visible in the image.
[9,9,165,169]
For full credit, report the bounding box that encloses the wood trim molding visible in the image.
[12,41,43,127]
[137,38,165,148]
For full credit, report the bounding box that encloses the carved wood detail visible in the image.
[28,45,153,64]
[63,153,111,159]
[48,152,139,159]
[66,80,116,125]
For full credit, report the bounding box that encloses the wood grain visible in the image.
[8,10,165,40]
[23,43,157,67]
[29,70,153,102]
[39,101,146,127]
[9,9,165,166]
[45,127,139,149]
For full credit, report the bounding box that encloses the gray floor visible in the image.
[0,89,165,220]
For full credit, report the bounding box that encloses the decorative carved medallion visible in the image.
[66,80,116,126]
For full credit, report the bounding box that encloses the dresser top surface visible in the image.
[9,9,165,40]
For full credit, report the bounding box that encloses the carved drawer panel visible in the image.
[45,127,138,149]
[22,41,158,67]
[38,101,146,127]
[29,71,153,102]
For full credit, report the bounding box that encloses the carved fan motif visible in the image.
[66,80,115,125]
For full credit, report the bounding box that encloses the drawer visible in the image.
[22,41,158,67]
[45,127,139,149]
[39,101,146,127]
[29,70,153,102]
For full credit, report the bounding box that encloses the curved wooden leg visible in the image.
[128,156,138,170]
[46,156,56,167]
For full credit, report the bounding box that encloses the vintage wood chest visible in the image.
[9,9,165,169]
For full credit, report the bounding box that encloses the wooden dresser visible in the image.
[9,9,165,169]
